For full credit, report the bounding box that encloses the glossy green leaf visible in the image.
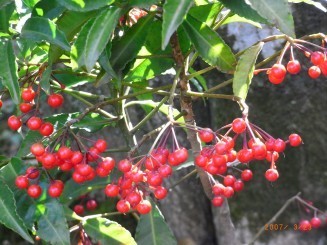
[0,0,13,8]
[85,7,121,72]
[110,13,155,73]
[0,180,33,243]
[182,15,236,72]
[36,199,70,245]
[135,200,177,245]
[0,2,14,33]
[218,0,267,23]
[23,0,40,9]
[84,218,136,245]
[98,43,118,81]
[70,18,95,70]
[233,42,263,100]
[40,66,51,94]
[222,14,262,29]
[21,17,70,51]
[162,0,193,49]
[32,0,65,19]
[56,0,114,12]
[289,0,327,12]
[188,3,222,26]
[127,0,159,8]
[0,40,20,104]
[53,72,95,87]
[60,176,110,204]
[188,67,208,90]
[246,0,295,37]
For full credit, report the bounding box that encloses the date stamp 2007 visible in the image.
[264,223,312,231]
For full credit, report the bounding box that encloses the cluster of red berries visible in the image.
[104,127,189,214]
[73,199,98,215]
[258,40,327,84]
[195,117,302,206]
[297,217,323,232]
[7,87,64,132]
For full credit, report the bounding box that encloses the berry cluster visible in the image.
[73,198,98,215]
[195,117,302,206]
[104,126,188,214]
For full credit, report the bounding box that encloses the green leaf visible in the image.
[0,180,34,243]
[127,0,159,8]
[188,67,208,90]
[84,218,136,245]
[0,2,14,33]
[182,15,236,72]
[40,66,51,94]
[85,6,121,72]
[246,0,295,37]
[0,0,13,8]
[23,0,40,9]
[135,200,177,245]
[218,0,267,23]
[32,0,65,19]
[98,43,118,80]
[233,42,263,100]
[70,18,95,70]
[0,40,20,104]
[162,0,193,49]
[110,13,155,73]
[53,72,95,87]
[60,176,110,204]
[36,199,70,245]
[222,14,262,29]
[56,0,114,12]
[288,0,327,12]
[21,17,70,51]
[188,3,222,26]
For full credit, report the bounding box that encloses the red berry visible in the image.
[223,136,235,150]
[105,184,120,197]
[287,60,301,74]
[273,139,286,153]
[265,169,279,182]
[270,64,287,79]
[75,164,93,176]
[172,148,189,165]
[116,200,130,213]
[147,173,163,186]
[154,186,167,199]
[198,128,215,143]
[27,184,42,198]
[57,146,73,160]
[27,116,42,130]
[251,141,267,160]
[310,217,321,229]
[39,122,54,136]
[237,149,253,163]
[299,220,312,232]
[212,154,227,167]
[26,167,40,179]
[226,150,237,162]
[19,103,33,113]
[99,157,115,171]
[241,169,253,182]
[310,51,325,65]
[126,192,142,206]
[206,164,219,175]
[268,72,285,84]
[94,139,107,152]
[30,142,45,156]
[232,118,246,134]
[47,94,64,108]
[118,159,132,172]
[319,60,327,76]
[212,196,224,207]
[223,186,234,198]
[21,87,36,102]
[72,171,85,183]
[233,180,244,192]
[70,151,84,165]
[15,175,29,189]
[214,141,227,155]
[266,151,279,162]
[158,165,172,178]
[96,166,110,177]
[223,175,236,187]
[86,200,98,210]
[136,200,152,214]
[212,183,225,195]
[8,115,22,131]
[288,134,302,147]
[73,204,84,215]
[41,153,56,168]
[308,66,321,79]
[195,154,207,168]
[265,138,275,151]
[87,147,100,162]
[48,180,64,198]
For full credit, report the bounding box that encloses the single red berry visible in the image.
[310,51,325,65]
[268,72,285,85]
[57,146,73,160]
[30,142,45,156]
[287,60,301,74]
[214,141,228,155]
[27,184,42,198]
[99,157,115,171]
[145,157,159,171]
[118,159,132,172]
[288,134,302,147]
[241,169,253,182]
[223,175,236,187]
[8,115,22,131]
[47,94,64,108]
[86,200,98,210]
[226,150,237,162]
[269,64,287,79]
[299,220,312,232]
[132,171,144,183]
[116,200,130,213]
[15,175,29,189]
[265,138,275,151]
[212,154,227,167]
[136,200,152,214]
[198,128,215,143]
[233,180,244,192]
[26,167,40,179]
[126,192,142,207]
[48,180,64,198]
[19,103,33,113]
[72,171,86,183]
[27,116,42,130]
[206,164,219,175]
[94,139,107,152]
[60,162,74,172]
[154,186,168,199]
[237,149,253,163]
[73,204,84,215]
[212,196,224,207]
[273,139,286,153]
[87,147,100,162]
[105,184,120,197]
[308,66,321,79]
[232,118,246,134]
[223,186,234,198]
[41,153,56,168]
[39,122,54,136]
[21,87,36,102]
[173,148,189,165]
[319,60,327,76]
[147,173,163,186]
[96,166,110,177]
[251,141,267,160]
[212,183,225,195]
[70,151,84,165]
[158,165,172,178]
[75,164,93,176]
[265,169,279,182]
[310,217,321,229]
[222,136,235,150]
